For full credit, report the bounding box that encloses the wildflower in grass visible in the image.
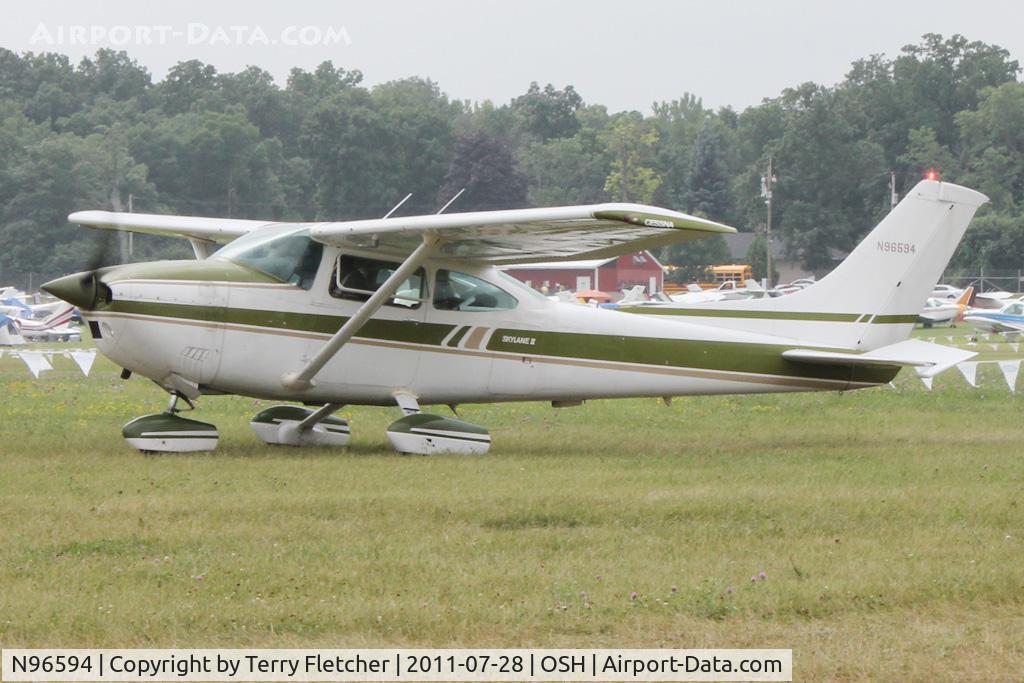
[630,591,638,601]
[759,571,767,580]
[726,587,732,594]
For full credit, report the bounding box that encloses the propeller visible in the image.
[82,226,123,272]
[42,227,122,310]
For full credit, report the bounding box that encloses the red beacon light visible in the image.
[925,168,939,181]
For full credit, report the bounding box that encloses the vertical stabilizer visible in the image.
[695,180,988,349]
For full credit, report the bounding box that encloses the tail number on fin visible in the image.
[877,240,916,254]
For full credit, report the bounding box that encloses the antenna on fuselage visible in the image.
[382,193,413,219]
[436,188,466,215]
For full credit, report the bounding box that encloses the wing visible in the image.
[69,203,736,264]
[998,320,1024,333]
[68,210,277,244]
[308,203,736,264]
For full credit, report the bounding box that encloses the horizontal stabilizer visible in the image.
[783,339,976,378]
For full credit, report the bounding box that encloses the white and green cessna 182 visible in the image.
[43,179,985,454]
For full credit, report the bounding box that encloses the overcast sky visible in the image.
[3,0,1022,112]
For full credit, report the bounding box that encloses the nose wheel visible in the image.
[122,392,219,453]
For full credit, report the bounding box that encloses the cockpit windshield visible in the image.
[213,224,323,289]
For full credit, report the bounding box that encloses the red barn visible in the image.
[504,251,664,295]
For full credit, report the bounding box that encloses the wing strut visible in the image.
[281,235,438,391]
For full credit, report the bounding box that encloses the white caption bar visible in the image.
[1,649,791,681]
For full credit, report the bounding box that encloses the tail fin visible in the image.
[706,180,988,349]
[39,303,75,328]
[955,286,975,323]
[956,285,975,308]
[619,284,647,303]
[19,303,75,331]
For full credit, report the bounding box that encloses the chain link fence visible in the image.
[941,270,1024,293]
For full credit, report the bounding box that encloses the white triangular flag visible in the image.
[1012,343,1019,353]
[957,361,978,387]
[991,344,1000,351]
[919,376,933,391]
[68,350,96,377]
[946,336,955,343]
[998,360,1020,393]
[18,351,52,378]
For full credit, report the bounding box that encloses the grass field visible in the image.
[2,328,1023,681]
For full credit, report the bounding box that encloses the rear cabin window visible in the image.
[330,255,426,309]
[433,270,518,312]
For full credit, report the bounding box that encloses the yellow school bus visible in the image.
[703,264,752,287]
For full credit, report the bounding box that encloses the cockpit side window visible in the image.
[330,255,425,308]
[213,225,322,290]
[433,270,518,312]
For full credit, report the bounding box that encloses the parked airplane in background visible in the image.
[0,312,26,345]
[668,279,765,305]
[918,286,974,327]
[1,293,72,320]
[43,180,985,455]
[973,290,1019,309]
[14,303,79,342]
[964,300,1024,336]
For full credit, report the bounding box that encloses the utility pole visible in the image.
[890,171,898,210]
[127,193,134,258]
[760,157,777,289]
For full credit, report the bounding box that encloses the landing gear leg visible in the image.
[385,392,491,455]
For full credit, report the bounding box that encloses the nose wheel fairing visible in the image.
[122,413,219,453]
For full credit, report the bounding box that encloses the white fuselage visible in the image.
[85,248,887,408]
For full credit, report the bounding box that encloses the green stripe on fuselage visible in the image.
[100,298,897,386]
[871,314,918,324]
[617,307,861,321]
[486,328,895,384]
[617,307,915,324]
[446,325,470,347]
[105,300,455,346]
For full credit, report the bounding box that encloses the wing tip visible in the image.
[68,209,112,225]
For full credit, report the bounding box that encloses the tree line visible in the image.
[0,33,1021,288]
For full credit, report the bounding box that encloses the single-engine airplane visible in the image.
[918,286,974,327]
[964,299,1024,336]
[43,179,985,454]
[13,302,79,342]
